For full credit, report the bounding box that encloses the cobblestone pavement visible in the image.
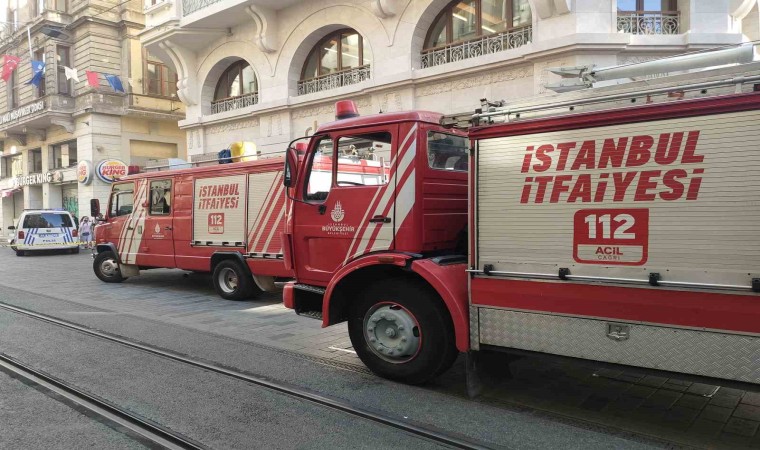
[2,248,760,448]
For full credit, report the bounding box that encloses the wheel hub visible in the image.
[218,268,238,293]
[364,303,420,363]
[100,259,119,277]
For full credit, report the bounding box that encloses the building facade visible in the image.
[0,0,186,231]
[140,0,760,164]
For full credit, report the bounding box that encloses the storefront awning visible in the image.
[1,188,21,198]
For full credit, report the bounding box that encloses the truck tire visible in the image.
[93,251,126,283]
[212,259,258,300]
[15,250,24,257]
[348,278,458,385]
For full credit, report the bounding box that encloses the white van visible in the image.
[8,210,79,256]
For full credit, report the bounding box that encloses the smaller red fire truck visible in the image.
[281,45,760,385]
[90,157,292,300]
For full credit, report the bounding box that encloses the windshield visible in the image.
[22,213,73,228]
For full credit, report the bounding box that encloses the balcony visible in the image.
[297,66,371,96]
[210,92,259,114]
[182,0,224,16]
[617,11,680,35]
[421,26,532,69]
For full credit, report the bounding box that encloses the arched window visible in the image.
[422,0,532,68]
[212,60,259,114]
[617,1,679,35]
[298,29,372,95]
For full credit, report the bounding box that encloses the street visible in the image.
[0,248,757,449]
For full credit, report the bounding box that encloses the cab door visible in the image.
[105,181,136,263]
[292,126,399,285]
[139,178,176,268]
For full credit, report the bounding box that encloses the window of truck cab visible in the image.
[109,182,135,217]
[303,132,392,201]
[427,131,468,171]
[149,180,172,215]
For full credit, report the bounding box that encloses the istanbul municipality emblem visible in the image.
[331,201,345,222]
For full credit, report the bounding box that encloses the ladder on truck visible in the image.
[441,43,760,129]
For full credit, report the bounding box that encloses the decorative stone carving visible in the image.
[416,65,533,97]
[291,97,372,119]
[369,0,397,18]
[160,41,198,106]
[379,91,403,112]
[205,119,260,135]
[246,5,278,53]
[51,117,75,133]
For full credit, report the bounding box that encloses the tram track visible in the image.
[0,301,491,450]
[0,352,205,449]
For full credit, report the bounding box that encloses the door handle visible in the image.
[165,226,173,231]
[369,215,391,224]
[127,226,134,230]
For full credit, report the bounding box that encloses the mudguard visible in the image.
[322,253,470,352]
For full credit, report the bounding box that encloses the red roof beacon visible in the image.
[335,100,359,120]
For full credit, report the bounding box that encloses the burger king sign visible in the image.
[77,160,93,185]
[96,159,128,183]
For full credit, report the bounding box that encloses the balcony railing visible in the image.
[421,26,532,69]
[617,11,680,35]
[297,65,371,96]
[182,0,224,16]
[210,92,259,114]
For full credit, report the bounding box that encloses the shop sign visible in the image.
[0,100,45,126]
[12,172,53,187]
[96,159,128,183]
[78,160,93,185]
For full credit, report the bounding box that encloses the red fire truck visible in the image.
[281,46,760,385]
[90,158,291,300]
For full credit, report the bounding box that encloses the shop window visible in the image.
[427,132,469,171]
[146,51,178,97]
[421,0,532,68]
[298,29,372,95]
[109,182,135,217]
[149,180,172,215]
[29,149,43,173]
[211,60,258,113]
[52,141,77,169]
[56,46,71,95]
[34,48,45,98]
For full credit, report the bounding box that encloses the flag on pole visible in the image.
[104,74,124,93]
[27,61,46,87]
[63,66,79,83]
[1,55,21,82]
[85,70,99,88]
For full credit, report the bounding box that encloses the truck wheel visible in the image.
[15,250,24,257]
[212,260,258,300]
[93,251,126,283]
[348,278,458,385]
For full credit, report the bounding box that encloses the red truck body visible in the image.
[93,158,291,299]
[282,61,760,385]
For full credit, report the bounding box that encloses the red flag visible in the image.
[2,55,21,82]
[85,70,99,88]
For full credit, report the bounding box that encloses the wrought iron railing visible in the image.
[421,26,532,69]
[297,65,371,96]
[617,11,680,35]
[182,0,224,16]
[210,92,259,114]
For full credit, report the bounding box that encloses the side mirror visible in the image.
[283,146,298,188]
[7,226,15,230]
[90,198,100,217]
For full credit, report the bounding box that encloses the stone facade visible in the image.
[0,0,186,230]
[141,0,760,160]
